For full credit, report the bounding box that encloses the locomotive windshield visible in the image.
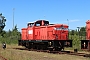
[44,21,49,26]
[27,23,34,27]
[35,20,49,26]
[35,21,41,26]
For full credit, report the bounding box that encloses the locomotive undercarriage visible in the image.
[18,40,72,51]
[81,40,90,51]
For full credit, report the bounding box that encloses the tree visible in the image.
[0,13,6,33]
[11,25,21,40]
[69,29,81,49]
[13,24,18,32]
[71,30,74,35]
[80,27,86,36]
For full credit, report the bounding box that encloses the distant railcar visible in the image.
[18,20,72,51]
[81,20,90,51]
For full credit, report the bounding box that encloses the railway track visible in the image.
[14,48,90,58]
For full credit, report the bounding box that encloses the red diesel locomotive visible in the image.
[18,20,72,51]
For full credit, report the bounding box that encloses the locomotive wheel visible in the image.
[25,42,29,48]
[37,45,39,50]
[42,45,47,50]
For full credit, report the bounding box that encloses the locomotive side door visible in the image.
[47,31,53,40]
[47,27,54,40]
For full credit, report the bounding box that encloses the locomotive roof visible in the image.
[27,20,68,27]
[35,20,49,22]
[27,20,49,23]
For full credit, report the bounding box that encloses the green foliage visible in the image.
[69,27,86,50]
[80,27,86,36]
[0,25,21,44]
[0,13,20,44]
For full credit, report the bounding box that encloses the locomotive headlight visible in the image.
[49,42,52,46]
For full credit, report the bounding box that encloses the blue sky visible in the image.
[0,0,90,31]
